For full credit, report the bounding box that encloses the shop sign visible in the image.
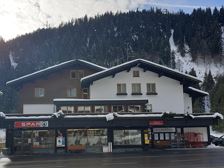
[149,120,164,126]
[56,136,65,147]
[153,127,175,133]
[14,121,49,128]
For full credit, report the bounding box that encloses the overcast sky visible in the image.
[0,0,223,41]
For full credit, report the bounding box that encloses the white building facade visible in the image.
[83,59,205,114]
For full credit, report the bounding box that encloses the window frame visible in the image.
[116,83,127,95]
[34,88,45,98]
[146,83,157,95]
[67,88,77,97]
[133,70,140,77]
[131,83,142,95]
[70,70,84,79]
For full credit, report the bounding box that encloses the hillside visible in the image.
[0,8,224,121]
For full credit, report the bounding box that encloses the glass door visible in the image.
[14,130,33,154]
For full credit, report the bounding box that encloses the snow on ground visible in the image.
[207,143,223,149]
[0,157,11,168]
[169,29,224,80]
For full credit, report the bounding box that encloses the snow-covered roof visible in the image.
[184,87,209,97]
[3,112,222,120]
[54,98,148,105]
[188,87,209,96]
[189,112,223,120]
[81,59,201,87]
[6,59,107,86]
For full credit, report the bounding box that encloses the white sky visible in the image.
[0,0,221,41]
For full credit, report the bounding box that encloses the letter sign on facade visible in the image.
[14,121,49,128]
[149,120,164,126]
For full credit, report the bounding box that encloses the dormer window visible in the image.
[133,70,140,77]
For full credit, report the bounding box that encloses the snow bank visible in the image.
[207,143,223,149]
[0,157,11,167]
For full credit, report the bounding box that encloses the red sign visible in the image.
[14,121,48,128]
[149,120,164,126]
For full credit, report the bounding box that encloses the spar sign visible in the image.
[14,121,49,128]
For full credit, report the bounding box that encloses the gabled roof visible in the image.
[6,59,107,86]
[81,59,201,87]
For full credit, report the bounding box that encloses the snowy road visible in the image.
[4,148,224,168]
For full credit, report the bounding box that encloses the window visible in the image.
[128,105,141,112]
[113,130,141,145]
[132,83,142,95]
[77,106,91,113]
[70,70,84,79]
[117,83,127,95]
[95,106,108,113]
[146,83,157,95]
[133,70,140,77]
[34,88,45,97]
[112,105,124,112]
[67,88,77,97]
[67,129,107,152]
[61,106,75,114]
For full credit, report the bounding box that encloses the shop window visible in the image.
[67,88,77,97]
[70,70,84,79]
[133,70,140,77]
[77,106,91,113]
[112,105,124,112]
[128,105,141,112]
[34,88,45,97]
[159,133,164,140]
[61,106,75,114]
[165,133,170,140]
[95,106,108,113]
[154,133,159,140]
[171,133,175,140]
[132,83,142,95]
[146,83,157,95]
[113,130,141,145]
[13,130,55,154]
[117,83,127,95]
[67,129,107,153]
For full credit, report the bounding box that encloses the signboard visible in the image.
[149,120,164,126]
[153,127,176,133]
[56,136,65,147]
[14,121,49,128]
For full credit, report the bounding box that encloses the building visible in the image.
[6,59,106,114]
[2,58,222,155]
[81,59,207,114]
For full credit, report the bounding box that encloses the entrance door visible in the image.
[14,130,33,154]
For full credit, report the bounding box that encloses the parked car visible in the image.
[212,135,224,146]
